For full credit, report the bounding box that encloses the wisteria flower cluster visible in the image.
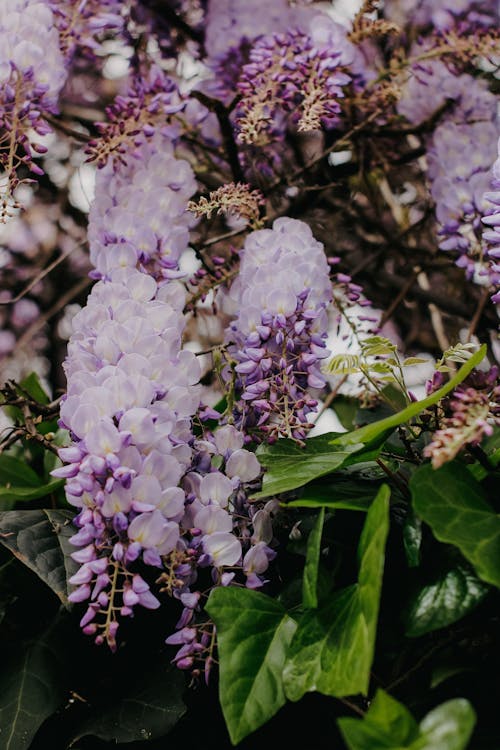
[87,131,196,281]
[0,0,67,217]
[424,366,500,467]
[85,67,185,168]
[49,0,126,59]
[221,217,332,441]
[398,39,499,302]
[0,1,499,748]
[235,17,358,144]
[482,138,500,304]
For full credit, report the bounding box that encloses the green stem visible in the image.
[332,345,487,448]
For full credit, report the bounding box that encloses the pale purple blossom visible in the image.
[221,217,332,441]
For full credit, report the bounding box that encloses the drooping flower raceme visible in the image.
[424,366,500,468]
[56,128,275,654]
[235,26,353,144]
[52,129,200,648]
[0,0,68,216]
[85,68,185,169]
[482,138,500,304]
[55,268,202,649]
[222,217,332,441]
[384,0,497,32]
[48,0,126,59]
[398,47,498,295]
[87,132,197,281]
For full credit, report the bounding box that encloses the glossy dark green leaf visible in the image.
[414,698,476,749]
[287,477,380,511]
[410,462,500,587]
[253,436,365,499]
[283,485,390,701]
[403,508,422,568]
[332,396,358,430]
[69,663,186,745]
[338,689,418,748]
[405,565,489,637]
[206,587,297,745]
[0,455,41,487]
[0,509,77,605]
[338,689,476,750]
[0,479,64,505]
[302,508,324,609]
[0,618,68,750]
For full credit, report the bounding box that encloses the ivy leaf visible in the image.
[206,587,297,745]
[338,689,476,750]
[415,698,476,749]
[0,510,77,606]
[405,565,490,637]
[69,663,186,745]
[253,436,367,499]
[302,508,324,609]
[410,462,500,588]
[283,485,390,701]
[403,508,422,568]
[0,616,68,750]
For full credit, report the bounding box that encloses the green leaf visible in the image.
[283,485,390,701]
[254,436,366,499]
[412,699,476,750]
[339,689,419,749]
[0,455,41,487]
[0,510,78,606]
[287,477,380,511]
[410,462,500,588]
[403,508,422,568]
[0,479,64,506]
[0,618,68,750]
[332,345,487,448]
[302,508,324,609]
[332,396,358,431]
[402,357,430,367]
[405,565,490,637]
[338,690,476,750]
[69,662,186,745]
[253,347,486,502]
[19,372,50,405]
[206,587,297,745]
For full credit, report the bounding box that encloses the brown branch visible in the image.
[466,287,491,342]
[190,90,245,184]
[44,114,91,143]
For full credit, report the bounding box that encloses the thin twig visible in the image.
[466,287,491,342]
[44,114,91,143]
[379,268,420,327]
[14,276,92,352]
[0,245,84,305]
[268,108,384,193]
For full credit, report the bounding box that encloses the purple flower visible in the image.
[221,217,331,440]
